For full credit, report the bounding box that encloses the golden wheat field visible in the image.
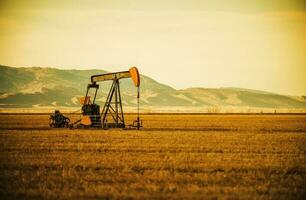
[0,114,305,199]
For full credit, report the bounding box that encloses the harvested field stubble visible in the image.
[0,114,305,199]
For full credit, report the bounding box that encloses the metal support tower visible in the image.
[101,79,125,128]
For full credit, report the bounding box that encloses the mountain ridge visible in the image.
[0,65,305,110]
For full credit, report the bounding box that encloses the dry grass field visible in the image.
[0,114,305,199]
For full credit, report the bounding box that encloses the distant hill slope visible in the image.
[0,65,305,110]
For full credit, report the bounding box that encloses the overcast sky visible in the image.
[0,0,305,95]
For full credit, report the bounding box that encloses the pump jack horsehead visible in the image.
[72,67,142,129]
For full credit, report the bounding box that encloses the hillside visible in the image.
[0,65,305,110]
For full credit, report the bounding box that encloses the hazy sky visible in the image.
[0,0,305,95]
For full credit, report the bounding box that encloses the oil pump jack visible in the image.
[72,67,141,129]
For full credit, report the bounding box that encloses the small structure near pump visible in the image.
[49,110,70,128]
